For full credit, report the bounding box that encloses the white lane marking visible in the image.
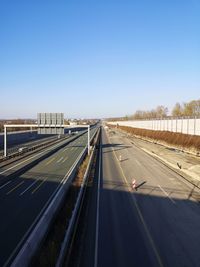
[94,135,101,267]
[20,180,38,196]
[158,185,176,204]
[2,131,94,267]
[0,180,12,189]
[7,181,25,195]
[62,157,68,163]
[57,157,64,163]
[135,159,141,166]
[0,139,70,175]
[45,157,55,166]
[31,177,48,194]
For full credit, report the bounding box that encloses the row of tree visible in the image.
[130,105,168,120]
[172,100,200,117]
[0,119,36,133]
[122,99,200,120]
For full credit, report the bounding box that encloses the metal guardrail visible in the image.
[56,127,100,267]
[9,127,99,267]
[0,136,63,161]
[0,130,89,166]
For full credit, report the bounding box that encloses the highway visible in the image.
[0,130,51,151]
[77,127,200,267]
[0,127,85,157]
[0,134,57,157]
[0,127,97,266]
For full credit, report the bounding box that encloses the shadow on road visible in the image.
[102,143,131,154]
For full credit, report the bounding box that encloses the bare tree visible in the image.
[155,105,168,118]
[182,100,200,116]
[172,102,183,116]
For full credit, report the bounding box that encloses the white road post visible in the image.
[88,125,90,155]
[4,125,7,158]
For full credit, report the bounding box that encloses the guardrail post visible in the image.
[4,125,7,157]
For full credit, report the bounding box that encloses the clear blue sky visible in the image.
[0,0,200,119]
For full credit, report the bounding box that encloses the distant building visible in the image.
[69,121,78,126]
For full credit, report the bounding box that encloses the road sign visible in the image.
[37,113,64,134]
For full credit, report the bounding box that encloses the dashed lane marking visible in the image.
[0,140,70,175]
[20,180,38,196]
[31,178,48,194]
[158,185,176,205]
[57,157,64,163]
[45,157,55,166]
[0,180,12,190]
[62,157,68,163]
[6,181,25,195]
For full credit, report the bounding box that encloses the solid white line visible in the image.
[20,180,38,196]
[158,185,176,204]
[0,180,12,189]
[94,134,101,267]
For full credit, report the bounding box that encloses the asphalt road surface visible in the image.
[0,127,96,267]
[79,127,200,267]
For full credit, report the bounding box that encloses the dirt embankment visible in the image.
[108,125,200,155]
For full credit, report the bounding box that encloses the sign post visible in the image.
[4,126,7,158]
[3,121,91,158]
[88,125,90,155]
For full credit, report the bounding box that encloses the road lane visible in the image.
[107,128,200,267]
[79,127,200,267]
[0,130,88,179]
[0,127,97,266]
[96,128,161,267]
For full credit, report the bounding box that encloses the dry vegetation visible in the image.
[109,125,200,153]
[0,119,36,132]
[106,99,200,121]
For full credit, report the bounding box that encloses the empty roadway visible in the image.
[79,127,200,267]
